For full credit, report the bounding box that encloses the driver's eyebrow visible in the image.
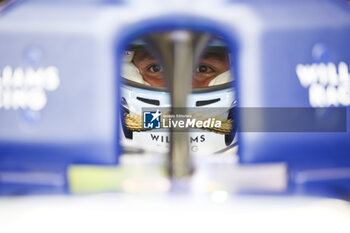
[135,51,157,63]
[201,52,226,62]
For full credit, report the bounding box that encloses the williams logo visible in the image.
[0,66,60,111]
[296,61,350,107]
[143,110,161,129]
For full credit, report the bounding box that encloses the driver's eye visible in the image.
[196,65,214,73]
[147,64,163,73]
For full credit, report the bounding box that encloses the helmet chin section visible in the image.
[129,131,230,155]
[120,83,236,155]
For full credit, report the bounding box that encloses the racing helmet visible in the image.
[120,37,237,155]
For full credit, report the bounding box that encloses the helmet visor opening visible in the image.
[122,37,234,91]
